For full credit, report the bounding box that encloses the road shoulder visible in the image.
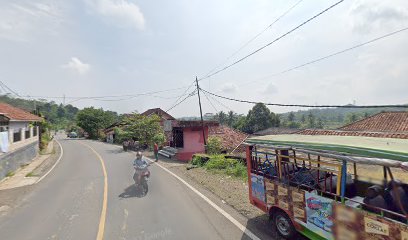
[0,140,62,217]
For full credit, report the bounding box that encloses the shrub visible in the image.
[191,154,210,166]
[206,136,222,155]
[204,155,247,180]
[153,133,166,146]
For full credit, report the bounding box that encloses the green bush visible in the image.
[206,136,222,155]
[40,132,51,151]
[203,155,247,180]
[191,154,210,166]
[153,133,166,146]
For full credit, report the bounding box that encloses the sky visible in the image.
[0,0,408,117]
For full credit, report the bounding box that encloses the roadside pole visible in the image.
[195,77,207,149]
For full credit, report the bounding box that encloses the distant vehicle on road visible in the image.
[68,132,78,138]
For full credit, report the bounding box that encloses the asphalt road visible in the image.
[0,138,256,240]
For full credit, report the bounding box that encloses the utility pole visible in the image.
[196,77,207,147]
[63,94,66,106]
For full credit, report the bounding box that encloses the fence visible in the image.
[13,131,21,142]
[25,129,30,139]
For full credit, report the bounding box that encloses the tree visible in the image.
[215,111,227,125]
[239,103,279,133]
[307,112,316,128]
[316,118,324,129]
[227,111,236,127]
[345,112,359,124]
[120,113,164,146]
[76,107,116,139]
[300,114,306,124]
[288,112,295,122]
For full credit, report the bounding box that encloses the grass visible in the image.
[6,171,15,177]
[20,163,29,168]
[25,172,37,177]
[192,154,248,181]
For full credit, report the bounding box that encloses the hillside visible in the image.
[279,106,408,129]
[0,95,78,129]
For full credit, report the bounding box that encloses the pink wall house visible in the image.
[173,121,219,161]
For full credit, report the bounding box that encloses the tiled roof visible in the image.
[141,108,175,120]
[339,112,408,132]
[208,125,248,152]
[296,129,408,139]
[0,102,42,121]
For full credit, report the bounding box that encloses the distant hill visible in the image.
[280,106,408,129]
[0,94,79,129]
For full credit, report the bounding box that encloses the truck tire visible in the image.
[273,210,297,239]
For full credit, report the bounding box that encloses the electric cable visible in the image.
[198,0,345,82]
[200,88,408,109]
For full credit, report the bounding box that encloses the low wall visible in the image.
[0,141,39,180]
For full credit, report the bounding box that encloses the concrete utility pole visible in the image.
[195,77,207,147]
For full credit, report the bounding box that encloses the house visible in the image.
[0,102,42,150]
[0,102,42,180]
[171,120,219,161]
[297,111,408,139]
[141,108,176,145]
[208,125,248,154]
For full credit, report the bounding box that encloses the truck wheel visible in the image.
[273,210,297,239]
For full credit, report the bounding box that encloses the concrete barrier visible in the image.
[0,141,39,180]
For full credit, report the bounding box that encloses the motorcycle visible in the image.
[133,164,150,196]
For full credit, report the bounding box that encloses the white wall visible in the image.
[9,121,29,132]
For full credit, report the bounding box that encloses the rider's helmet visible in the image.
[136,151,143,160]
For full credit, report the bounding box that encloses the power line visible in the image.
[0,81,21,97]
[198,0,345,82]
[260,26,408,80]
[216,26,408,90]
[207,92,234,112]
[20,86,189,100]
[202,90,218,113]
[201,0,304,79]
[166,90,197,112]
[200,88,408,109]
[165,80,196,111]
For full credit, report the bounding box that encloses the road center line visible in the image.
[80,142,108,240]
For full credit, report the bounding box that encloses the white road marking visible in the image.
[122,209,129,231]
[36,140,64,184]
[114,143,261,240]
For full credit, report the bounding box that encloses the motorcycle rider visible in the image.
[133,151,148,184]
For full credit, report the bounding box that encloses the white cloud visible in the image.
[86,0,145,30]
[219,83,238,93]
[261,83,278,95]
[0,1,62,41]
[62,57,91,75]
[349,1,408,33]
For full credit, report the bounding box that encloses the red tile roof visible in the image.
[296,129,408,139]
[141,108,175,120]
[0,102,42,121]
[208,125,248,152]
[339,112,408,132]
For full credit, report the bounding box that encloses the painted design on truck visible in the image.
[250,174,265,203]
